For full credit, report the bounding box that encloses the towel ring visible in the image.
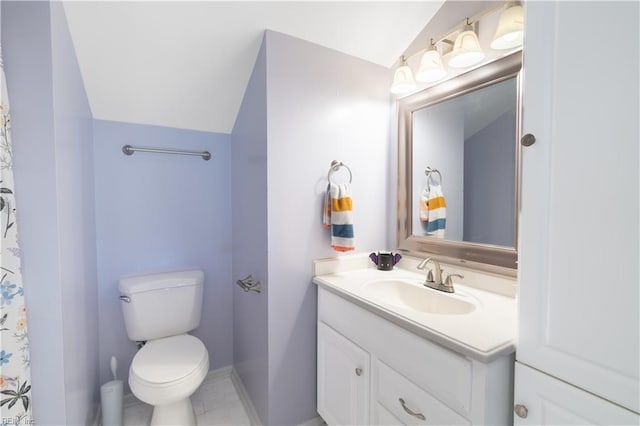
[425,166,442,187]
[328,160,353,184]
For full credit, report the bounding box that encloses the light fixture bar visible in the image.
[396,4,502,66]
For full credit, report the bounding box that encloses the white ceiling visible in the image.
[62,1,444,134]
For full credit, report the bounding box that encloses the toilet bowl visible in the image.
[129,334,209,425]
[119,269,208,425]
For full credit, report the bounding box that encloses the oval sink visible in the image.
[361,279,476,315]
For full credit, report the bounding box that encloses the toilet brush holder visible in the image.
[100,379,123,426]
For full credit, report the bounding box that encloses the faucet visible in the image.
[416,257,463,293]
[416,257,443,285]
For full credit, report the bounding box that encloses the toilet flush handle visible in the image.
[119,295,131,303]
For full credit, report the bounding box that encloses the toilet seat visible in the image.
[129,334,209,406]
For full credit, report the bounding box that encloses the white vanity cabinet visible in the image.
[517,0,639,422]
[317,287,514,425]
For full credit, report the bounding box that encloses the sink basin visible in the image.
[361,279,476,315]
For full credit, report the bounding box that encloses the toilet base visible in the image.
[150,398,196,425]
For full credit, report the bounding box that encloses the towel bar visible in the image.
[122,144,211,161]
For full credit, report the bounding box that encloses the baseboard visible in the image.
[230,368,263,426]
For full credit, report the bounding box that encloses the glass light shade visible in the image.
[491,4,524,49]
[448,30,485,68]
[416,50,447,83]
[390,65,417,95]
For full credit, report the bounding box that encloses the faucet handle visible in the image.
[426,269,434,283]
[444,273,464,286]
[426,269,445,283]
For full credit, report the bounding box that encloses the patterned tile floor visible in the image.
[123,373,252,425]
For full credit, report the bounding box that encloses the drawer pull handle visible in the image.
[355,368,363,376]
[399,398,426,421]
[514,404,528,418]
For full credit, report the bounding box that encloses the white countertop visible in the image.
[313,259,517,362]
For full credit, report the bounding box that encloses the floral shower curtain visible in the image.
[0,48,33,422]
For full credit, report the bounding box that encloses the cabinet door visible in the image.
[518,1,639,413]
[317,321,370,425]
[514,363,639,425]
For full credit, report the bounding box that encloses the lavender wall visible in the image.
[50,3,100,424]
[93,120,233,391]
[231,40,269,423]
[265,30,391,424]
[463,111,516,246]
[2,1,99,423]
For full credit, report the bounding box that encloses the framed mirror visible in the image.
[397,52,522,271]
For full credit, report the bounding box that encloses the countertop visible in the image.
[313,258,517,362]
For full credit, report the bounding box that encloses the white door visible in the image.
[317,321,370,425]
[518,0,639,413]
[514,362,639,425]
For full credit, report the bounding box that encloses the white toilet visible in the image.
[119,269,209,425]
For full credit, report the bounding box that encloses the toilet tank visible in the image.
[119,269,204,342]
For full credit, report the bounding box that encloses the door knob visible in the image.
[514,404,528,418]
[355,368,363,376]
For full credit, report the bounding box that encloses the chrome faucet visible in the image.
[416,257,463,293]
[417,257,443,285]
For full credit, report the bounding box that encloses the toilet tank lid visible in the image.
[119,269,204,295]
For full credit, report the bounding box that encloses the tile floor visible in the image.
[123,373,252,425]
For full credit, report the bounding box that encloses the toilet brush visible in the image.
[111,356,118,380]
[101,356,124,426]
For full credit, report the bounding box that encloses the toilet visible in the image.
[119,269,209,425]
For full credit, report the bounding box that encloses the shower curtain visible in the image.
[0,48,33,422]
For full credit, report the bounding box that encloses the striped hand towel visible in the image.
[326,183,355,252]
[322,184,331,229]
[420,184,447,238]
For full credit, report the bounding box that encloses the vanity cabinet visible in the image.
[317,287,514,425]
[517,0,639,421]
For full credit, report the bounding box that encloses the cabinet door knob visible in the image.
[398,398,426,421]
[514,404,528,418]
[355,368,363,376]
[521,133,536,147]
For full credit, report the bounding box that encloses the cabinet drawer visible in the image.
[373,359,470,425]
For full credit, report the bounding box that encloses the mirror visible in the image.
[397,52,521,270]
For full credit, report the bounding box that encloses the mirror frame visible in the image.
[397,52,522,272]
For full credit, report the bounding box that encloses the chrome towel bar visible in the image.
[122,144,211,161]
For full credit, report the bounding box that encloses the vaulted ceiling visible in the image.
[62,1,444,134]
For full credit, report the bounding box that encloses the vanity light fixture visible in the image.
[491,2,524,49]
[390,2,524,95]
[448,18,485,68]
[390,56,417,95]
[415,39,447,83]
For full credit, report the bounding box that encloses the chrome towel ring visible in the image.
[328,160,353,184]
